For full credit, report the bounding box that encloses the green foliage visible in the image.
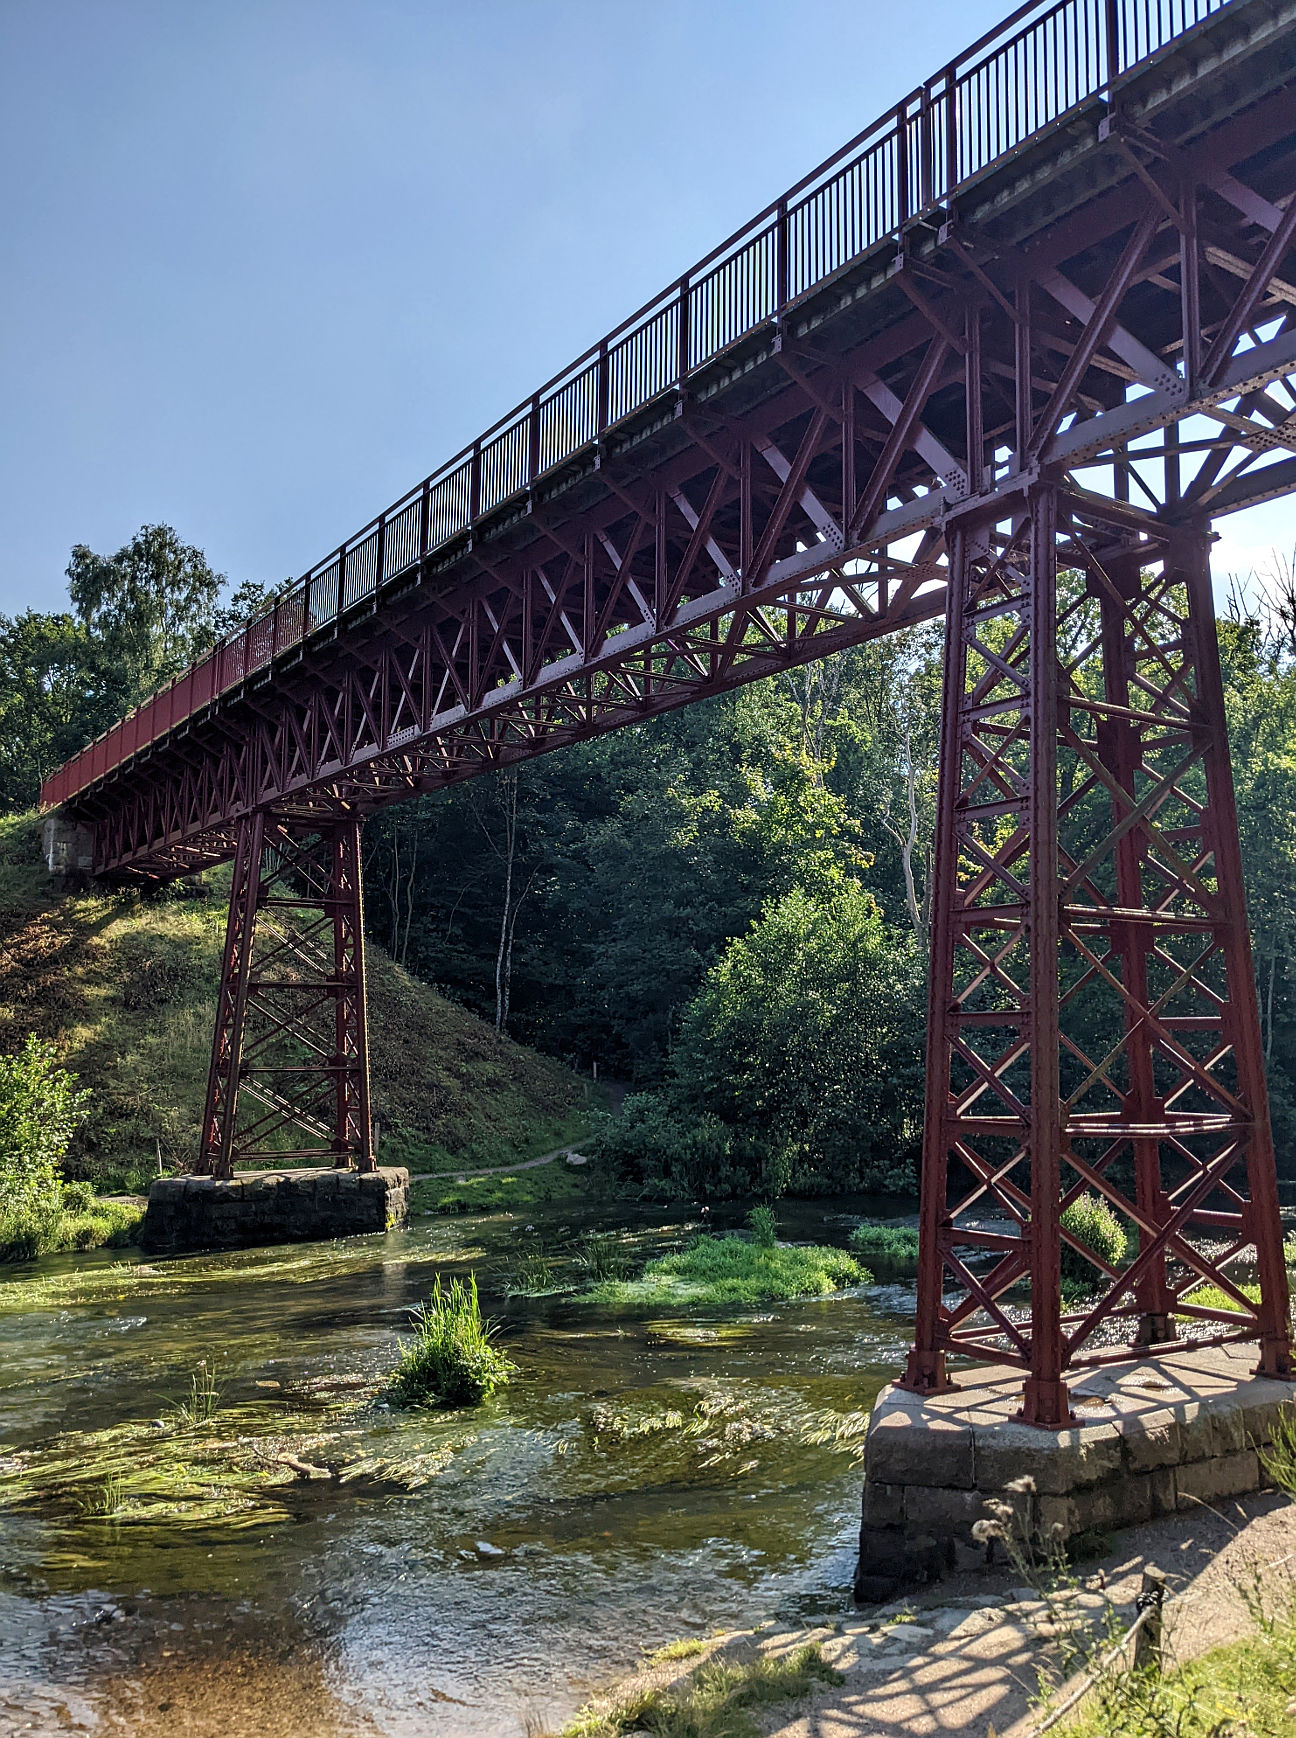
[604,882,924,1200]
[386,1275,514,1409]
[560,1641,842,1738]
[585,1232,865,1306]
[747,1205,777,1249]
[1059,1194,1128,1295]
[847,1222,920,1276]
[0,1035,90,1212]
[0,1195,142,1264]
[578,1230,632,1283]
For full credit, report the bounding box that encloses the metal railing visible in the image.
[41,0,1234,810]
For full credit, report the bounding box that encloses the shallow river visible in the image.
[0,1198,914,1737]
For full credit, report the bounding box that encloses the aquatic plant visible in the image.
[0,1193,142,1263]
[583,1233,865,1306]
[386,1274,514,1409]
[509,1243,563,1295]
[78,1471,125,1518]
[578,1230,632,1284]
[746,1205,777,1249]
[847,1222,920,1275]
[560,1640,841,1738]
[167,1358,223,1427]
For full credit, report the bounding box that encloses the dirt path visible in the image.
[567,1492,1296,1738]
[406,1142,586,1184]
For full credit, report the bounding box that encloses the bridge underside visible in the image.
[58,0,1296,1421]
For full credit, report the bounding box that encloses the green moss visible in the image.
[585,1233,866,1306]
[559,1641,842,1738]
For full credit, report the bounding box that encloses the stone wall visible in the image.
[140,1166,410,1254]
[856,1343,1294,1602]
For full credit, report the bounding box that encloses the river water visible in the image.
[0,1199,914,1737]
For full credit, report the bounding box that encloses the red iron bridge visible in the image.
[43,0,1296,1423]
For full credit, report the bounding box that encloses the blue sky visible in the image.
[0,0,1289,619]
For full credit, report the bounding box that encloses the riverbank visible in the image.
[555,1489,1296,1738]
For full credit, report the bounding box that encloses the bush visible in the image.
[0,1035,90,1212]
[747,1205,777,1249]
[1059,1194,1127,1295]
[386,1275,514,1409]
[601,885,926,1202]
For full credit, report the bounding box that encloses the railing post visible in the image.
[469,440,482,524]
[528,392,542,485]
[775,199,789,315]
[419,479,430,559]
[943,64,959,198]
[1105,0,1122,81]
[896,102,911,229]
[337,545,347,613]
[677,276,691,388]
[597,339,610,435]
[919,83,934,211]
[375,516,386,591]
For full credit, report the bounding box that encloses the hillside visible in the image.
[0,814,591,1190]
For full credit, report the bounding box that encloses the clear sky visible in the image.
[0,0,1290,620]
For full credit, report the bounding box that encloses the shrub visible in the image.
[1059,1194,1127,1295]
[386,1275,514,1409]
[0,1035,90,1213]
[747,1205,777,1249]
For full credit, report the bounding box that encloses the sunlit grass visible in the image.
[585,1233,865,1306]
[558,1641,841,1738]
[386,1274,515,1409]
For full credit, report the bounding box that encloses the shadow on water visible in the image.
[0,1195,914,1737]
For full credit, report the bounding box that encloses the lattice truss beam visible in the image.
[81,87,1296,881]
[198,809,373,1177]
[906,485,1290,1424]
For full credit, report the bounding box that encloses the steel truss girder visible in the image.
[197,808,374,1177]
[906,485,1291,1425]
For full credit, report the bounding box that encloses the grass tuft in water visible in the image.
[746,1205,777,1250]
[386,1274,514,1409]
[167,1358,223,1428]
[586,1234,865,1306]
[847,1222,919,1275]
[578,1230,632,1284]
[559,1641,842,1738]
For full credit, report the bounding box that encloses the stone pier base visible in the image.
[856,1343,1294,1602]
[140,1166,410,1255]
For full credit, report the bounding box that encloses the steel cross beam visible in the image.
[47,0,1296,1403]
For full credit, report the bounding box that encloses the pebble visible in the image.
[882,1623,935,1644]
[474,1541,505,1558]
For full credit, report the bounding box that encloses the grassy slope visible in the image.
[0,813,590,1189]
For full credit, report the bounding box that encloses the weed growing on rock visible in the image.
[847,1222,920,1275]
[584,1233,864,1306]
[386,1274,514,1409]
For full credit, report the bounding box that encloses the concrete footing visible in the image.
[140,1166,410,1254]
[855,1343,1294,1602]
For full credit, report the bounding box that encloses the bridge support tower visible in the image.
[904,483,1291,1426]
[197,807,374,1178]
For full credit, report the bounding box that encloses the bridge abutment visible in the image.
[139,1165,409,1255]
[855,1344,1293,1602]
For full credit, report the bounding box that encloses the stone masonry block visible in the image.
[1176,1400,1215,1463]
[1035,1494,1078,1539]
[974,1419,1121,1495]
[1122,1409,1181,1473]
[1175,1449,1261,1509]
[863,1481,905,1527]
[867,1409,974,1490]
[1208,1393,1249,1458]
[1242,1395,1293,1451]
[1149,1467,1177,1515]
[902,1484,988,1536]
